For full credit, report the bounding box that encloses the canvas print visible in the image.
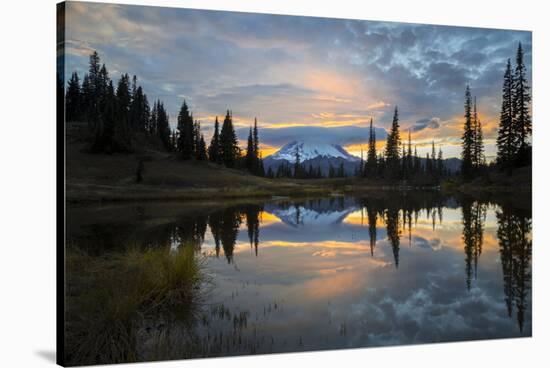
[57,1,532,366]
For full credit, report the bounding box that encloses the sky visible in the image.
[62,1,532,159]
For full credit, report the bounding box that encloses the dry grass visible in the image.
[65,244,205,365]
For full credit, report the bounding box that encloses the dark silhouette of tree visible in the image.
[497,59,516,170]
[461,85,474,177]
[195,123,207,161]
[367,205,377,256]
[385,207,400,268]
[208,116,222,164]
[462,200,486,290]
[497,208,532,332]
[384,106,401,180]
[66,71,82,122]
[177,100,195,159]
[219,110,240,167]
[512,42,532,167]
[472,97,485,169]
[218,208,242,263]
[365,118,377,177]
[193,121,207,160]
[155,101,171,151]
[113,73,133,151]
[245,127,255,172]
[245,205,262,256]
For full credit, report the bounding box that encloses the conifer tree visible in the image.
[461,85,474,177]
[366,118,377,176]
[512,42,532,166]
[66,71,82,122]
[384,106,401,179]
[437,147,444,177]
[472,97,485,169]
[219,110,239,167]
[177,100,194,159]
[497,59,516,169]
[413,146,421,175]
[156,102,171,151]
[114,73,132,151]
[197,134,207,161]
[245,127,255,172]
[208,116,221,164]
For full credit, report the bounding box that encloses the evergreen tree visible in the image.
[156,102,171,151]
[114,73,132,151]
[497,59,516,170]
[245,127,256,172]
[81,73,92,123]
[197,134,207,161]
[65,71,81,122]
[219,110,239,167]
[437,147,444,177]
[413,146,421,175]
[406,130,413,177]
[177,100,194,159]
[366,118,377,176]
[257,153,265,177]
[473,98,485,169]
[461,85,474,177]
[194,120,203,160]
[253,118,260,172]
[512,42,532,166]
[384,106,401,179]
[431,141,437,174]
[208,116,222,164]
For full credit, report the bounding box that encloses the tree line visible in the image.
[65,51,265,176]
[357,110,449,184]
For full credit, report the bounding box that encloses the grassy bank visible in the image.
[66,142,531,203]
[65,244,205,365]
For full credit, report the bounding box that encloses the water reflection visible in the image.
[66,192,532,364]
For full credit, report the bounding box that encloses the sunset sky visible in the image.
[62,1,532,160]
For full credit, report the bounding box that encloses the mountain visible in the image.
[268,141,360,162]
[264,141,360,176]
[263,140,463,177]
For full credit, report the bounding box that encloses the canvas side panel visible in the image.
[56,2,66,366]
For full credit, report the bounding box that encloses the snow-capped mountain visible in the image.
[263,141,361,177]
[268,141,360,163]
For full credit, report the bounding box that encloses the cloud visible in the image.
[238,125,388,147]
[411,117,441,132]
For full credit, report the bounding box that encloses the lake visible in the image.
[64,191,531,364]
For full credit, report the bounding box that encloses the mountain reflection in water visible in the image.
[65,192,531,364]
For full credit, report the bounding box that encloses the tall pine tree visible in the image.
[208,116,222,164]
[366,117,377,176]
[461,85,474,177]
[177,100,195,159]
[512,42,532,166]
[219,110,239,167]
[384,106,401,179]
[497,59,516,169]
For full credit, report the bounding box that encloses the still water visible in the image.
[65,191,531,364]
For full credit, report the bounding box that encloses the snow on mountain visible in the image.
[268,141,360,162]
